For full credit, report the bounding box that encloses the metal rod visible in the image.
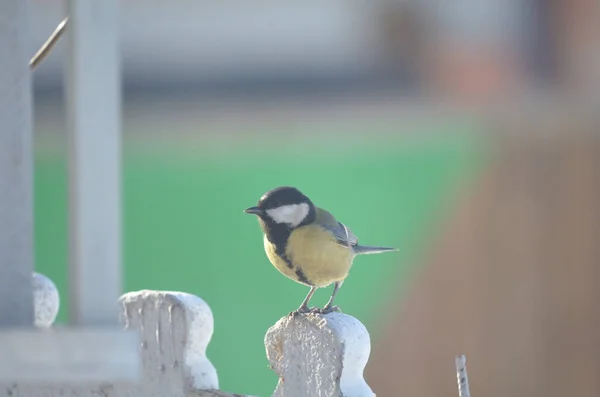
[30,16,69,71]
[455,354,471,397]
[65,0,122,326]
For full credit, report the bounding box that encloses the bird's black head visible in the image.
[244,186,316,228]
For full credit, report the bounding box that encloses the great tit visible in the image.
[244,186,397,315]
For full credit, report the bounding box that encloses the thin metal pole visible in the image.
[0,0,35,327]
[455,354,471,397]
[65,0,122,326]
[30,16,69,71]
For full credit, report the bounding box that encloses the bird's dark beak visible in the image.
[244,206,263,215]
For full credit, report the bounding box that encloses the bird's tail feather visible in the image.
[353,245,398,255]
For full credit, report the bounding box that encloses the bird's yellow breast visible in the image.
[263,224,354,288]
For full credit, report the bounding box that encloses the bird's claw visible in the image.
[315,305,342,315]
[288,305,342,317]
[288,305,318,317]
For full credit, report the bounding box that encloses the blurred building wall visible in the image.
[29,0,560,95]
[367,124,600,397]
[30,0,600,97]
[30,0,392,91]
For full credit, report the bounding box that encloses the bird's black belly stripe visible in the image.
[261,219,294,269]
[276,247,294,269]
[295,268,312,285]
[260,219,313,285]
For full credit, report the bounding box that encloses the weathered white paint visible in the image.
[9,281,376,396]
[165,291,219,390]
[327,313,373,397]
[32,272,60,328]
[118,290,219,391]
[266,311,374,397]
[0,275,139,383]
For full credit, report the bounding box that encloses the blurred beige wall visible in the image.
[367,125,600,397]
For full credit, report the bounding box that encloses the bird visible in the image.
[244,186,397,315]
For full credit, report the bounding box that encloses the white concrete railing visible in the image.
[32,272,60,328]
[17,272,375,397]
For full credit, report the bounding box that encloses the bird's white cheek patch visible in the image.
[266,203,310,227]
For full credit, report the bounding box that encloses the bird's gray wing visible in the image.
[315,207,359,247]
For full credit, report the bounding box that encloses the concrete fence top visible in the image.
[1,272,376,397]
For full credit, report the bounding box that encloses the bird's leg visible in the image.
[320,281,342,314]
[290,286,318,316]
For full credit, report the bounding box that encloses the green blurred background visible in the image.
[34,112,482,396]
[27,0,600,395]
